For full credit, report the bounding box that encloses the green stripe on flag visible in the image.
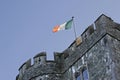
[65,19,73,29]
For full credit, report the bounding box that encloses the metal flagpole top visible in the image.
[72,16,74,19]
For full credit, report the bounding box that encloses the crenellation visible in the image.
[81,24,95,41]
[54,52,62,62]
[25,59,31,69]
[18,59,31,80]
[95,14,113,25]
[19,59,31,75]
[62,49,71,59]
[22,61,60,80]
[17,14,120,80]
[95,14,114,34]
[54,52,65,71]
[33,52,47,65]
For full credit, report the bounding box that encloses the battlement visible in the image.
[55,14,120,73]
[17,14,120,80]
[33,52,46,65]
[18,51,62,80]
[19,52,55,73]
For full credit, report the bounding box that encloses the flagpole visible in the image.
[72,16,77,39]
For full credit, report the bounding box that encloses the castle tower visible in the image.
[16,14,120,80]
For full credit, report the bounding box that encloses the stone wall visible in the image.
[16,14,120,80]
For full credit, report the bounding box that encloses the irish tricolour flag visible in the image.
[52,19,73,32]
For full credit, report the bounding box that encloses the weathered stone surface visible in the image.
[16,14,120,80]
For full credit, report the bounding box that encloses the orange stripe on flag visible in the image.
[52,26,60,32]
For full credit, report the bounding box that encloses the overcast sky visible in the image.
[0,0,120,80]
